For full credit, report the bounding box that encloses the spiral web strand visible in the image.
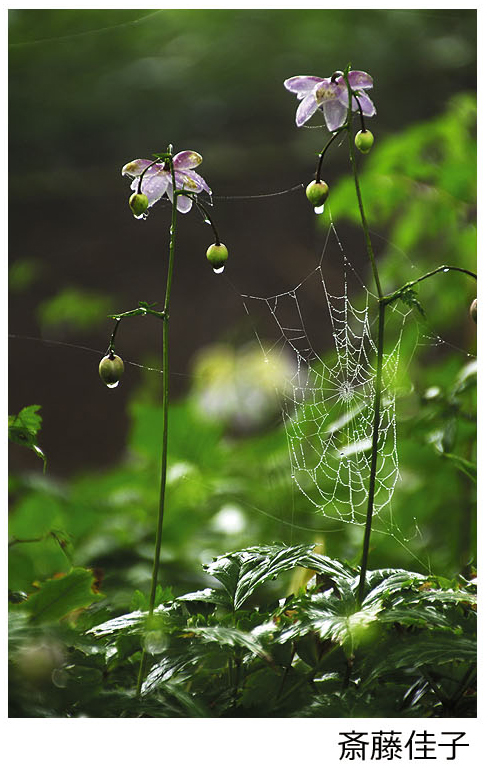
[241,220,413,526]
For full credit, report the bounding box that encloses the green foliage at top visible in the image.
[328,95,476,332]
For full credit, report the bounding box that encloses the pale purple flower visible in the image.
[284,70,376,132]
[121,150,211,214]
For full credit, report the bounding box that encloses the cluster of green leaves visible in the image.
[9,545,476,717]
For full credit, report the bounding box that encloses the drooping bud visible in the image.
[470,298,477,324]
[99,354,124,388]
[355,130,374,154]
[129,192,149,218]
[305,180,329,208]
[206,243,228,274]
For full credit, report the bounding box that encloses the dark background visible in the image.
[9,8,477,478]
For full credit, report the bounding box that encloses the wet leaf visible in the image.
[23,567,102,623]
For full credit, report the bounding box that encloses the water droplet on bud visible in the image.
[314,205,325,215]
[213,266,225,274]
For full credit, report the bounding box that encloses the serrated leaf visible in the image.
[204,545,350,612]
[88,609,146,636]
[398,287,426,317]
[142,650,200,694]
[365,634,476,684]
[176,587,227,607]
[190,626,271,660]
[23,567,101,623]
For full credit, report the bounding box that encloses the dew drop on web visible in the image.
[314,205,324,215]
[204,218,211,225]
[213,266,225,274]
[106,381,119,389]
[443,268,449,273]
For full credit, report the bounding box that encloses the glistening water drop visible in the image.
[213,266,225,274]
[106,381,119,389]
[314,205,324,215]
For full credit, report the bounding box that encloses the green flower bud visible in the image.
[99,354,124,388]
[355,130,374,154]
[470,298,477,324]
[206,243,228,271]
[129,192,149,217]
[305,180,329,207]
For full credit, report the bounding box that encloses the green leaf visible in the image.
[204,545,313,611]
[130,585,173,611]
[88,609,146,637]
[398,287,426,317]
[365,634,476,684]
[190,626,271,661]
[8,405,47,470]
[23,567,102,623]
[443,452,477,483]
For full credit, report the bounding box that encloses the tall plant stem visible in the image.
[344,68,384,607]
[136,157,178,697]
[357,300,385,606]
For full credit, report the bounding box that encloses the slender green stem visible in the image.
[192,197,222,245]
[315,129,345,183]
[383,265,477,306]
[136,152,178,698]
[342,66,385,606]
[107,317,121,355]
[358,301,385,606]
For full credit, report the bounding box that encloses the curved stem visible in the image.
[193,197,222,245]
[107,317,121,356]
[315,129,345,183]
[137,158,164,194]
[352,93,366,133]
[384,265,477,306]
[136,151,178,698]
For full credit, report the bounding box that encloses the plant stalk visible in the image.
[357,301,385,606]
[343,66,385,606]
[136,155,178,697]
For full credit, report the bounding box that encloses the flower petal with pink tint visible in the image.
[131,170,169,208]
[166,184,194,213]
[355,91,376,117]
[182,169,212,194]
[122,159,162,177]
[347,70,374,90]
[296,92,318,127]
[284,76,324,99]
[173,151,203,170]
[322,99,348,132]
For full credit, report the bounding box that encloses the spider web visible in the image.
[241,215,414,526]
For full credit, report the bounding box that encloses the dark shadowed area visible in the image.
[9,8,476,477]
